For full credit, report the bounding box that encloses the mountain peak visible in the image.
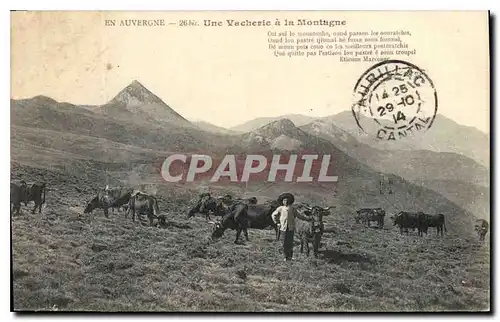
[104,80,192,125]
[266,118,297,131]
[254,118,301,138]
[110,80,165,106]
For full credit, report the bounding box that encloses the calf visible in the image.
[295,205,332,258]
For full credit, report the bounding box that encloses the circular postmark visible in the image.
[351,60,438,141]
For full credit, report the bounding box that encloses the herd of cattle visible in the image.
[10,180,491,258]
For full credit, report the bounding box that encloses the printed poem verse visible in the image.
[267,30,415,62]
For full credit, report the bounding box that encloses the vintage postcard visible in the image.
[10,11,490,312]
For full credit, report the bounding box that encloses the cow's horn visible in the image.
[301,203,312,210]
[325,206,335,210]
[207,221,216,225]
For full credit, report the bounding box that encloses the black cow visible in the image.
[25,182,47,214]
[355,208,385,228]
[422,213,447,237]
[10,180,27,215]
[475,219,489,242]
[295,205,332,258]
[416,212,429,237]
[210,203,250,243]
[209,200,281,243]
[11,180,47,215]
[392,211,420,234]
[83,186,134,217]
[127,192,160,227]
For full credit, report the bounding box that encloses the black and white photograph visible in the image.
[9,10,491,312]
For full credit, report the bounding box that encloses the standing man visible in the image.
[272,193,310,261]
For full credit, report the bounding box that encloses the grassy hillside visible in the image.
[11,97,235,153]
[301,120,490,219]
[416,180,490,221]
[324,112,490,168]
[301,120,489,187]
[193,121,242,136]
[11,164,490,312]
[10,86,490,312]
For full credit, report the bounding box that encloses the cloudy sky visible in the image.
[11,11,489,132]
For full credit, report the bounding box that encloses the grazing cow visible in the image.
[210,203,250,243]
[475,219,489,242]
[355,208,385,228]
[127,191,160,227]
[210,200,281,243]
[105,186,135,209]
[10,180,27,215]
[83,186,134,217]
[392,211,420,234]
[187,193,219,220]
[295,205,333,258]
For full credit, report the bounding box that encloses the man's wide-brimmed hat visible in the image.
[277,192,295,205]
